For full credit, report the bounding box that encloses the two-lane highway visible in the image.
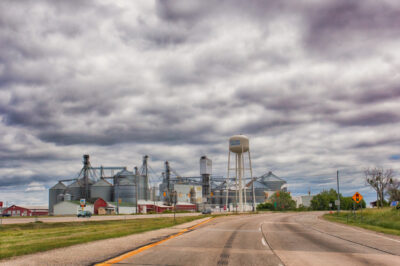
[98,212,400,266]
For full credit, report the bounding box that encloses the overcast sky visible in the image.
[1,0,400,206]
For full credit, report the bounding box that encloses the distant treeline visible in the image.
[257,189,366,211]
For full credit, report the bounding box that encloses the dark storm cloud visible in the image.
[353,138,400,149]
[38,122,216,146]
[334,112,400,127]
[155,0,295,24]
[354,85,400,104]
[1,101,56,128]
[304,0,400,57]
[0,174,58,187]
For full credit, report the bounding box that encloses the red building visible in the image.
[94,198,107,214]
[2,205,48,216]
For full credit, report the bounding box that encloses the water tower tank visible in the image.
[229,135,249,153]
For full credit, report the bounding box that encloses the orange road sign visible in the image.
[352,192,363,203]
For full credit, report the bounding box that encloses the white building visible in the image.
[293,195,314,208]
[53,201,94,215]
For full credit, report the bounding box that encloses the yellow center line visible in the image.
[96,217,214,266]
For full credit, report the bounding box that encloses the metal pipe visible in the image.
[135,166,139,214]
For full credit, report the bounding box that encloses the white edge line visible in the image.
[261,237,267,246]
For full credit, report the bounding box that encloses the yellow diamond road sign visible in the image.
[352,192,363,203]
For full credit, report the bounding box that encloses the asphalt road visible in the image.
[102,212,400,266]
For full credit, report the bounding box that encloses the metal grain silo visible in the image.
[91,179,113,202]
[64,193,72,201]
[67,180,83,201]
[114,170,137,204]
[49,181,66,214]
[138,175,148,200]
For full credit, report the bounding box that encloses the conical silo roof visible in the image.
[50,181,67,190]
[92,179,112,187]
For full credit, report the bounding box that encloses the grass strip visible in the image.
[0,215,209,260]
[323,208,400,236]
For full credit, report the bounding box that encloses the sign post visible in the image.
[80,199,86,211]
[352,192,363,221]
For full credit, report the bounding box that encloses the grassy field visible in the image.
[0,215,208,260]
[323,207,400,236]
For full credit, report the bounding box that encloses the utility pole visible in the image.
[336,170,340,214]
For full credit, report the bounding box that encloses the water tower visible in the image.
[225,135,254,212]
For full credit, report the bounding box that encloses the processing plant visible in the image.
[49,136,287,214]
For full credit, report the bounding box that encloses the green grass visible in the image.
[0,215,209,260]
[323,208,400,236]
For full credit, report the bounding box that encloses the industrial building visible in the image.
[49,155,151,215]
[2,205,48,216]
[49,141,288,215]
[209,171,287,209]
[293,195,314,208]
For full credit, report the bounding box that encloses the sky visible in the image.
[1,0,400,206]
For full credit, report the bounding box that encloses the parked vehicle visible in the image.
[77,210,92,218]
[202,208,212,214]
[1,213,11,217]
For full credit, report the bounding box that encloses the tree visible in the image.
[269,191,296,211]
[311,189,338,210]
[387,178,400,202]
[310,190,366,210]
[365,168,394,208]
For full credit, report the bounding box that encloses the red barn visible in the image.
[94,198,107,214]
[2,205,48,216]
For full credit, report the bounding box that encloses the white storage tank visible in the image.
[200,156,212,175]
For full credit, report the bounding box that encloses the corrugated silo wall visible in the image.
[49,188,60,214]
[268,181,285,191]
[243,189,265,205]
[138,175,147,200]
[49,188,65,214]
[91,186,112,202]
[114,183,137,203]
[68,186,82,201]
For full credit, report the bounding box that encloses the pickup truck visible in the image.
[77,210,92,218]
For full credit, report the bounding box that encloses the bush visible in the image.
[257,202,273,210]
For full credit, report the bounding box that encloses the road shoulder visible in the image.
[320,213,400,240]
[0,217,212,266]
